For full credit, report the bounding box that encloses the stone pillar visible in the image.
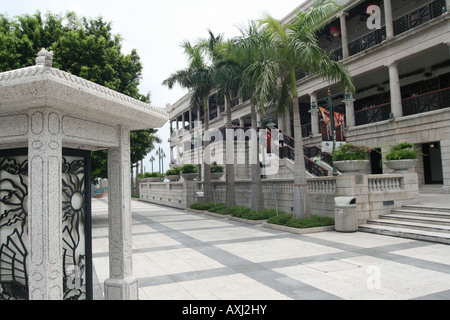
[189,109,193,130]
[104,126,139,300]
[284,112,292,137]
[182,113,185,131]
[28,108,63,300]
[309,93,320,136]
[342,93,356,128]
[384,0,395,39]
[442,139,450,194]
[387,62,403,118]
[239,117,245,128]
[338,12,349,59]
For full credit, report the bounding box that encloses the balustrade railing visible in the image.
[307,178,337,193]
[368,176,403,192]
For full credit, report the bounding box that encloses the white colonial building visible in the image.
[167,0,450,192]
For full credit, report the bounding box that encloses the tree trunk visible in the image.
[225,94,236,207]
[135,161,140,196]
[292,96,310,218]
[250,102,264,211]
[203,97,212,203]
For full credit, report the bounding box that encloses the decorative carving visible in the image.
[0,156,29,300]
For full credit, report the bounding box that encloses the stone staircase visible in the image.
[359,204,450,244]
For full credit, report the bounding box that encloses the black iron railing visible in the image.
[326,0,447,60]
[349,27,387,56]
[279,146,329,177]
[394,0,447,36]
[355,102,391,126]
[402,87,450,116]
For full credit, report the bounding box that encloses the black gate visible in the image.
[0,148,92,300]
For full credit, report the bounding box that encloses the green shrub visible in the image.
[386,142,418,160]
[190,202,218,210]
[211,165,224,173]
[267,213,334,229]
[146,172,160,178]
[166,167,181,176]
[181,164,198,174]
[233,208,278,220]
[332,143,370,161]
[207,203,226,213]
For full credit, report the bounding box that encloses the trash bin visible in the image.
[334,197,358,232]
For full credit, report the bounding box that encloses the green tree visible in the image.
[257,1,355,218]
[0,11,159,180]
[197,30,244,208]
[163,40,215,202]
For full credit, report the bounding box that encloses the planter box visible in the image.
[181,173,198,180]
[334,160,369,173]
[385,159,417,172]
[166,175,180,182]
[211,172,224,180]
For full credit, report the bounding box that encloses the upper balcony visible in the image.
[316,0,448,63]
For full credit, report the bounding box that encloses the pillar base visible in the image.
[104,277,139,300]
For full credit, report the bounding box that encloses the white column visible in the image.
[189,109,193,130]
[387,62,403,118]
[309,93,320,136]
[104,126,139,300]
[384,0,394,39]
[28,108,63,300]
[342,93,356,128]
[239,117,245,128]
[181,113,185,130]
[338,12,349,59]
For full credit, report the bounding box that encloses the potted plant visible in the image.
[180,164,198,180]
[332,143,370,173]
[165,167,181,181]
[211,164,224,179]
[385,142,418,172]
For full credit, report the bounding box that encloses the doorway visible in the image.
[371,148,383,174]
[422,142,443,184]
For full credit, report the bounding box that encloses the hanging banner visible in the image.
[319,107,346,153]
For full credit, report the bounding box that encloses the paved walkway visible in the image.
[91,194,450,300]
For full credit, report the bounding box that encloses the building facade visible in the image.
[168,0,450,193]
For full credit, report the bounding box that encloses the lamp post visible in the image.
[149,155,155,173]
[328,88,338,176]
[156,147,166,182]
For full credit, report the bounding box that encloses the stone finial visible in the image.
[36,48,54,67]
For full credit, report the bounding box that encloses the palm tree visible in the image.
[163,41,214,202]
[258,0,355,218]
[198,30,244,208]
[225,21,282,211]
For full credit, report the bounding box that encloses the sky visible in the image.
[2,0,304,173]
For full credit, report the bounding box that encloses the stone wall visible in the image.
[139,179,198,209]
[140,173,419,225]
[307,173,420,223]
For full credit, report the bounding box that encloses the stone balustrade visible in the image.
[139,172,419,225]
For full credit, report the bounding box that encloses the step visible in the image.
[358,224,450,245]
[380,213,450,226]
[390,208,450,219]
[402,205,450,214]
[366,218,450,234]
